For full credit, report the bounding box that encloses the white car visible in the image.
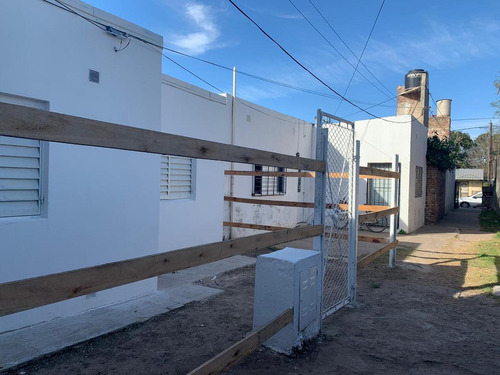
[458,192,482,208]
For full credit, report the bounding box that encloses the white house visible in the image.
[0,0,321,334]
[355,115,428,233]
[0,0,163,332]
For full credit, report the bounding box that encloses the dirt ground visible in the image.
[3,209,500,375]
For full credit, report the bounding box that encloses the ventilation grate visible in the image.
[89,69,100,83]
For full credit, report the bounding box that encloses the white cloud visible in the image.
[364,19,500,73]
[171,3,220,55]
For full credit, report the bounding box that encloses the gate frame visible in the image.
[313,110,358,319]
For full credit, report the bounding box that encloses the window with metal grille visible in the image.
[160,155,194,200]
[415,165,423,198]
[0,136,44,218]
[252,165,286,196]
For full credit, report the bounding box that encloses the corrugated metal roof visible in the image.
[455,169,484,181]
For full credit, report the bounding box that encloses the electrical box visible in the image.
[253,247,321,355]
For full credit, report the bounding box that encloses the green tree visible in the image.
[427,133,474,171]
[491,77,500,118]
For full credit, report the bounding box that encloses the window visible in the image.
[160,155,194,200]
[253,165,286,196]
[415,166,423,198]
[0,136,44,218]
[0,93,48,218]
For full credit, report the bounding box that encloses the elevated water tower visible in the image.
[397,69,429,127]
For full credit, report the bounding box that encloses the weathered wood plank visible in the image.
[358,207,399,224]
[224,170,314,177]
[359,166,400,179]
[187,308,294,375]
[0,226,322,317]
[0,102,324,172]
[357,235,390,244]
[357,204,390,212]
[223,221,288,231]
[225,197,388,213]
[224,196,314,208]
[325,232,390,244]
[357,240,399,269]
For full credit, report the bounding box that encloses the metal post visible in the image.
[313,109,327,324]
[348,140,360,303]
[389,154,399,268]
[229,67,237,239]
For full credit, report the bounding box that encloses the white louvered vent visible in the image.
[0,136,41,217]
[160,155,193,200]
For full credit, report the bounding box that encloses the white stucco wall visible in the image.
[444,170,456,214]
[227,98,316,238]
[0,0,162,331]
[355,115,427,233]
[159,75,231,250]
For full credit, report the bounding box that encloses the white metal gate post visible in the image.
[313,110,327,325]
[348,140,360,303]
[389,154,399,268]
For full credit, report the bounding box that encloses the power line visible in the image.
[453,118,494,122]
[334,0,386,114]
[161,53,224,94]
[287,0,392,99]
[228,0,399,123]
[45,0,399,118]
[307,0,393,97]
[161,47,396,107]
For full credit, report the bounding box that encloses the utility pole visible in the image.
[489,120,493,183]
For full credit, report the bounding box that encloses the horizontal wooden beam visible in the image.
[188,308,294,375]
[224,170,314,177]
[225,169,400,180]
[223,221,288,231]
[358,207,399,224]
[326,232,390,244]
[225,197,389,213]
[359,166,400,179]
[0,226,322,317]
[357,240,398,269]
[224,196,314,208]
[357,235,390,244]
[357,204,390,212]
[0,102,325,172]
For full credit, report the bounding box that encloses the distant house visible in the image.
[456,169,484,197]
[355,115,427,233]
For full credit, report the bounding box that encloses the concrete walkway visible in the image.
[0,255,256,371]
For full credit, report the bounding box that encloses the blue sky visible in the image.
[85,0,500,139]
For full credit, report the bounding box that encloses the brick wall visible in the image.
[428,116,451,140]
[425,166,446,224]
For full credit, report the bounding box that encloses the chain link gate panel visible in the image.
[315,111,358,319]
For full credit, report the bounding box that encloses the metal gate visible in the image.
[314,110,358,319]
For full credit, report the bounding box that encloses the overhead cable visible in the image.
[228,0,399,122]
[334,0,386,114]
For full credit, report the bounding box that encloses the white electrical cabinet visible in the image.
[253,248,321,354]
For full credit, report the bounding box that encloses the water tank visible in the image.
[405,69,427,89]
[436,99,452,117]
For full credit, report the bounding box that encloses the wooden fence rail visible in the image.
[187,308,293,375]
[0,225,322,317]
[224,196,390,212]
[224,168,400,179]
[358,207,399,224]
[0,102,324,172]
[357,240,399,269]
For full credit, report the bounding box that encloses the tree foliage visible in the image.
[491,77,500,118]
[427,132,474,171]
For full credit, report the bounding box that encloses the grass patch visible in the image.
[463,237,500,296]
[479,210,500,232]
